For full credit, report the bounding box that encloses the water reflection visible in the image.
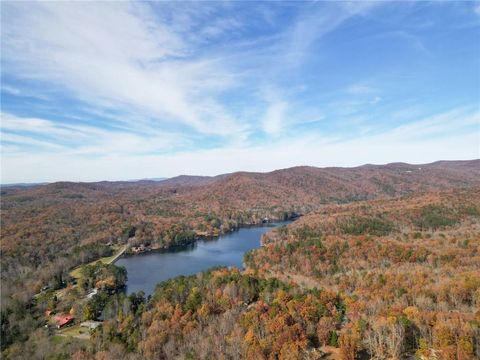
[116,222,290,295]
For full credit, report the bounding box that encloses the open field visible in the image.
[69,244,127,279]
[57,325,90,340]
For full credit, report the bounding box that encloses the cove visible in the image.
[116,221,290,296]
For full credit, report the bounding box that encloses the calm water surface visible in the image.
[117,221,290,295]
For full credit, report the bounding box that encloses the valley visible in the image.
[1,160,479,359]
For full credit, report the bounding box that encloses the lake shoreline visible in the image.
[116,219,295,295]
[122,215,300,258]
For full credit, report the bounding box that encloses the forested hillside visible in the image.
[3,187,478,360]
[247,188,480,359]
[1,160,479,359]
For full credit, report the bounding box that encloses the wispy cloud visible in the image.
[1,113,184,156]
[345,84,376,95]
[0,1,383,142]
[474,3,480,16]
[2,106,477,183]
[279,2,381,68]
[384,106,480,140]
[2,1,242,136]
[1,1,478,182]
[263,101,288,136]
[1,85,21,96]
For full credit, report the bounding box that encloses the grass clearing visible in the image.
[57,325,90,340]
[69,244,127,279]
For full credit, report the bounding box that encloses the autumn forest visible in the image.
[1,160,480,360]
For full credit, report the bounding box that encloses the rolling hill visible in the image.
[1,159,479,358]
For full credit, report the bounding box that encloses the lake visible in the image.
[116,221,290,295]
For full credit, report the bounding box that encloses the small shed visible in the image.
[80,320,102,331]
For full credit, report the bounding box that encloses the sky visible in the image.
[1,1,479,183]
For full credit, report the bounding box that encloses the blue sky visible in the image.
[1,1,479,183]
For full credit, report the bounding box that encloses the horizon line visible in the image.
[2,158,478,187]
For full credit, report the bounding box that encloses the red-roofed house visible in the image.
[54,314,74,329]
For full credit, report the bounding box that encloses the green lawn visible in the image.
[50,335,67,344]
[69,245,127,279]
[57,325,90,340]
[38,244,127,300]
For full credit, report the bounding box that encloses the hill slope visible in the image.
[6,187,477,359]
[1,160,479,357]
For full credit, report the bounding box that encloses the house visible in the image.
[131,244,147,254]
[80,320,102,331]
[54,314,74,329]
[87,288,98,299]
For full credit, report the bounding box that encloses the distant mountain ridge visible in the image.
[4,159,478,191]
[159,159,480,189]
[5,159,478,220]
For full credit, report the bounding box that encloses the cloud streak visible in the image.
[2,106,478,183]
[1,113,184,157]
[2,1,241,136]
[1,1,478,183]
